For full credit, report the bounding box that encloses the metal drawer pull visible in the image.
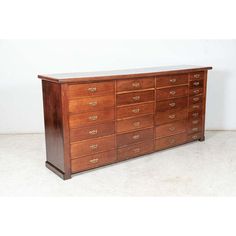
[192,112,199,117]
[89,158,99,163]
[193,97,200,102]
[193,74,200,78]
[90,144,98,150]
[169,138,176,144]
[132,82,140,88]
[193,81,200,86]
[170,78,176,83]
[133,96,140,101]
[89,101,97,106]
[88,87,97,92]
[169,102,176,107]
[133,148,140,153]
[193,105,200,109]
[193,89,200,94]
[168,114,176,119]
[192,120,199,125]
[132,108,140,113]
[169,90,176,95]
[133,121,140,127]
[192,128,198,132]
[89,129,98,135]
[89,115,98,121]
[192,135,198,139]
[169,127,176,131]
[133,134,140,140]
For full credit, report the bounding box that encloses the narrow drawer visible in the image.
[189,110,202,120]
[70,135,115,159]
[156,85,188,101]
[116,77,155,92]
[156,74,188,88]
[189,95,203,104]
[117,102,154,119]
[116,128,154,148]
[155,120,187,138]
[68,81,114,99]
[189,79,204,89]
[189,72,204,81]
[187,132,202,142]
[188,119,202,134]
[70,122,115,142]
[117,115,154,133]
[69,95,115,113]
[155,133,187,151]
[155,108,187,125]
[117,90,154,106]
[71,150,116,173]
[69,109,114,128]
[156,97,188,112]
[117,141,154,161]
[189,87,203,96]
[189,102,202,113]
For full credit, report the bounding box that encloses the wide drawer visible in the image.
[70,135,115,159]
[69,109,115,128]
[70,122,115,142]
[116,77,155,92]
[156,97,188,112]
[156,74,188,88]
[155,133,187,151]
[155,120,187,138]
[116,102,154,119]
[68,81,114,99]
[117,141,154,161]
[189,72,204,81]
[116,128,154,148]
[71,150,116,173]
[189,95,203,104]
[155,108,187,125]
[69,95,115,113]
[116,90,154,106]
[156,85,188,101]
[117,114,154,133]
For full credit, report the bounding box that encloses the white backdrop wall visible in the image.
[0,39,235,133]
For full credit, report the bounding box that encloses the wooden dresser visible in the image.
[38,65,212,180]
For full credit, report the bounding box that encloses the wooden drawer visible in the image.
[69,109,114,128]
[116,77,155,92]
[155,108,187,125]
[187,132,202,142]
[117,90,154,106]
[69,95,114,113]
[155,120,187,138]
[189,102,202,113]
[70,135,115,159]
[117,141,154,161]
[68,81,114,99]
[189,110,202,120]
[189,95,203,104]
[156,85,188,101]
[155,133,187,151]
[189,87,203,96]
[156,97,188,112]
[71,150,116,173]
[189,79,204,89]
[117,128,154,148]
[156,74,188,88]
[189,72,204,81]
[70,122,115,142]
[117,102,154,119]
[117,115,154,133]
[188,119,202,134]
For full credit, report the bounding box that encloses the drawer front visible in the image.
[69,95,115,113]
[155,120,187,138]
[117,102,154,119]
[156,85,188,101]
[189,79,204,89]
[117,115,154,133]
[69,109,115,128]
[116,128,154,148]
[155,133,187,151]
[187,132,202,142]
[156,97,188,112]
[155,108,187,125]
[117,141,154,161]
[156,74,188,88]
[68,81,114,99]
[189,110,202,120]
[189,95,203,104]
[70,122,115,142]
[189,87,203,96]
[189,102,202,113]
[188,119,202,134]
[71,135,115,159]
[71,150,116,173]
[116,77,155,92]
[189,72,204,81]
[117,90,154,106]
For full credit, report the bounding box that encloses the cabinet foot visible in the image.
[45,161,71,180]
[199,136,205,142]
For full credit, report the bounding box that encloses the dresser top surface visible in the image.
[38,65,212,83]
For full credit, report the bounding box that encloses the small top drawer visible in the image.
[189,72,204,81]
[156,74,188,88]
[68,81,114,99]
[116,77,155,92]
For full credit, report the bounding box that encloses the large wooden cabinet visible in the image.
[39,65,212,180]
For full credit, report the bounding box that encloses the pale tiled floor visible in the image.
[0,131,236,196]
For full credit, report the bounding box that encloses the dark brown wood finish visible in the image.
[39,65,212,179]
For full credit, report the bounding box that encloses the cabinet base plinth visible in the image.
[45,161,71,180]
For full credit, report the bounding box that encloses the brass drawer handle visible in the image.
[169,102,176,107]
[89,129,98,135]
[89,115,98,121]
[193,74,200,78]
[133,134,140,140]
[169,127,176,131]
[88,101,97,106]
[168,114,176,119]
[193,97,200,102]
[88,87,97,92]
[169,138,176,144]
[193,81,200,86]
[170,78,176,83]
[192,135,198,139]
[192,105,200,109]
[193,89,200,94]
[192,112,199,117]
[89,158,99,163]
[133,121,140,127]
[169,90,176,95]
[90,144,98,150]
[192,128,199,132]
[192,120,199,125]
[132,82,140,88]
[133,148,140,153]
[133,96,140,101]
[132,108,140,113]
